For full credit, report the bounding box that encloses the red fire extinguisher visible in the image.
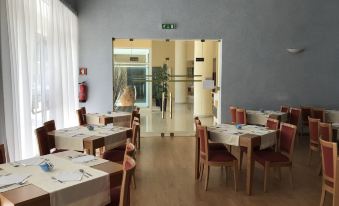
[79,82,88,102]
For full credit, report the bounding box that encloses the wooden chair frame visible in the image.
[0,144,6,164]
[311,108,325,122]
[320,122,333,142]
[280,105,290,113]
[229,106,237,124]
[119,155,136,206]
[308,117,320,165]
[235,108,247,125]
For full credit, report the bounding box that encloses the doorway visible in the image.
[112,39,222,136]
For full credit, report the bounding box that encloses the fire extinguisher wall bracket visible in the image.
[79,82,88,103]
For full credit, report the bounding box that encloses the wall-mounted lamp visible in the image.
[287,48,305,54]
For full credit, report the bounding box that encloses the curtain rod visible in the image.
[59,0,78,15]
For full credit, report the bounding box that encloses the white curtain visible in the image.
[5,0,78,160]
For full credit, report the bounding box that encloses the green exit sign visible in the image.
[162,23,177,29]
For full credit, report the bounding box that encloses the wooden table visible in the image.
[246,110,288,126]
[0,158,122,206]
[202,124,277,195]
[86,112,131,127]
[48,126,132,155]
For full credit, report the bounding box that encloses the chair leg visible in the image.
[233,160,238,192]
[204,165,210,191]
[199,163,204,181]
[132,173,136,189]
[289,166,294,189]
[239,151,244,171]
[320,187,325,206]
[264,162,270,192]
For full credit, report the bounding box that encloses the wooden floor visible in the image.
[131,136,332,206]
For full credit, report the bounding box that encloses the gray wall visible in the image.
[75,0,339,121]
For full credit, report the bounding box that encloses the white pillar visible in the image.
[194,40,215,116]
[174,40,187,103]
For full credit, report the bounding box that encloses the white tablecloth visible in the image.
[0,152,110,206]
[325,110,339,123]
[86,112,131,127]
[52,125,130,151]
[246,110,287,126]
[208,124,277,149]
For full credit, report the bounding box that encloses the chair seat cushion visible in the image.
[103,150,125,164]
[202,150,236,162]
[209,143,227,151]
[110,187,121,206]
[254,150,290,166]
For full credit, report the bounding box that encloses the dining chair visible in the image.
[320,122,333,142]
[308,117,320,165]
[300,106,312,136]
[110,155,136,206]
[240,118,280,170]
[235,108,246,125]
[253,122,297,192]
[198,125,238,191]
[44,120,57,152]
[280,105,290,113]
[35,126,68,156]
[289,108,301,142]
[0,144,6,164]
[311,108,325,122]
[76,107,87,126]
[319,139,337,206]
[229,106,237,124]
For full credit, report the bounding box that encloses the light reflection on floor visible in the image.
[140,103,213,136]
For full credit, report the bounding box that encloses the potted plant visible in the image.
[153,64,168,111]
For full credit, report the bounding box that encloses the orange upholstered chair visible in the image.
[308,117,320,165]
[76,107,87,126]
[319,139,337,206]
[311,108,325,122]
[320,122,333,142]
[235,108,246,125]
[253,122,297,192]
[198,125,238,191]
[230,106,237,124]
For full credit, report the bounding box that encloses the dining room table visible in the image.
[246,110,288,126]
[48,125,132,155]
[205,124,277,195]
[325,110,339,123]
[85,112,131,127]
[0,150,122,206]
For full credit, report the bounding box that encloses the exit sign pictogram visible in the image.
[162,24,177,29]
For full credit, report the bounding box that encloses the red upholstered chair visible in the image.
[110,155,136,206]
[253,122,297,192]
[0,144,6,164]
[308,117,320,165]
[300,106,312,136]
[229,106,237,124]
[76,107,87,126]
[235,108,246,125]
[311,108,325,122]
[319,139,337,206]
[198,125,238,191]
[320,122,333,142]
[289,108,301,142]
[240,118,280,170]
[280,105,290,113]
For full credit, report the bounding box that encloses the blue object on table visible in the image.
[39,162,54,172]
[87,125,94,131]
[236,124,242,129]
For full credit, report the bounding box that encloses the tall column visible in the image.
[194,40,215,116]
[174,40,187,103]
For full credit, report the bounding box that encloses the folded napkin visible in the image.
[54,171,83,182]
[0,174,30,187]
[18,157,45,166]
[71,155,96,163]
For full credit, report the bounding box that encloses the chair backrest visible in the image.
[76,107,87,126]
[197,125,209,159]
[130,122,139,146]
[279,122,297,160]
[320,139,337,189]
[311,108,325,122]
[266,118,279,130]
[0,144,6,164]
[289,107,301,127]
[229,106,237,124]
[319,122,332,142]
[235,108,246,124]
[119,155,136,206]
[308,117,320,145]
[43,120,56,132]
[280,105,290,113]
[194,117,201,138]
[129,110,139,128]
[300,106,312,124]
[35,126,51,155]
[126,143,136,158]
